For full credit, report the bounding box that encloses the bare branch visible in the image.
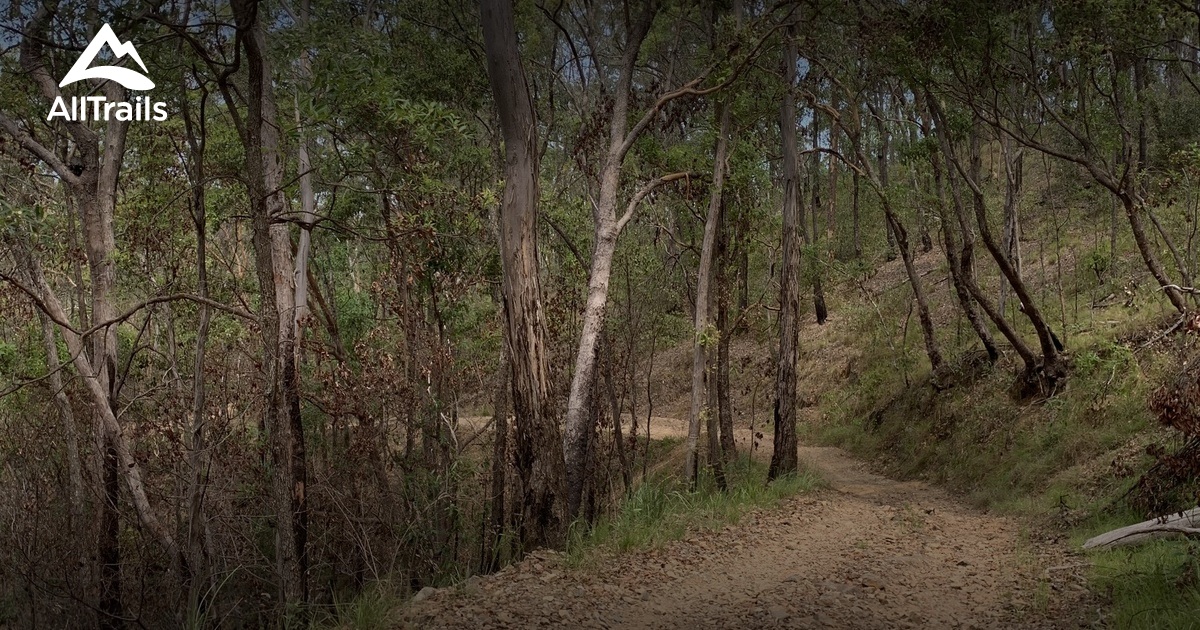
[0,270,257,338]
[615,171,699,233]
[0,342,86,399]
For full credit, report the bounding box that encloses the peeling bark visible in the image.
[481,0,567,547]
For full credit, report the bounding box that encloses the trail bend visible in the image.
[410,418,1095,629]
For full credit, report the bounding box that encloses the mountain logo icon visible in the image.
[59,23,154,91]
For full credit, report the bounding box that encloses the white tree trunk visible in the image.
[293,0,315,324]
[564,225,618,515]
[18,249,181,561]
[1083,507,1200,550]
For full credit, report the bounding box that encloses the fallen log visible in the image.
[1083,507,1200,550]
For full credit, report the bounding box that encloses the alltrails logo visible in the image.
[47,23,167,122]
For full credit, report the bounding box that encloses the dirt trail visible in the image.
[409,422,1096,629]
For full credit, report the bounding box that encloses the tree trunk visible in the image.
[886,209,944,374]
[74,104,127,630]
[560,9,657,519]
[234,0,309,610]
[852,169,862,258]
[1146,206,1194,293]
[1133,58,1149,187]
[181,81,213,613]
[1125,195,1189,313]
[811,117,821,242]
[827,121,839,253]
[686,93,732,485]
[11,239,183,611]
[715,254,736,462]
[997,138,1023,315]
[565,231,617,515]
[602,337,632,492]
[930,142,998,362]
[3,11,156,618]
[293,0,316,324]
[482,347,508,573]
[965,126,1066,388]
[877,94,897,262]
[809,114,828,323]
[770,27,802,481]
[910,96,934,254]
[481,0,567,547]
[927,95,1040,374]
[705,345,727,490]
[737,248,750,313]
[623,265,641,479]
[825,99,942,375]
[1083,507,1200,550]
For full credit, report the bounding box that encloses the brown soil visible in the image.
[405,423,1098,629]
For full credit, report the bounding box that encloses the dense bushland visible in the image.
[4,0,1200,627]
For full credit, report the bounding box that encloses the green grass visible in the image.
[313,580,406,630]
[1068,508,1200,629]
[809,322,1165,514]
[564,456,821,568]
[1087,538,1200,629]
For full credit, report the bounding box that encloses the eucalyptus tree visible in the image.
[926,98,1040,376]
[688,0,744,489]
[805,101,829,321]
[918,100,999,363]
[481,0,567,549]
[0,7,188,623]
[940,105,1068,390]
[0,0,557,623]
[227,0,311,611]
[291,0,317,324]
[554,0,752,517]
[770,23,803,480]
[935,0,1193,315]
[798,51,946,376]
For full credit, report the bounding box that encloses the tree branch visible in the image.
[616,20,791,164]
[0,270,257,338]
[615,171,699,233]
[0,110,78,184]
[19,3,98,149]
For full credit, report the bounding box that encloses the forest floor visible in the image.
[405,417,1103,629]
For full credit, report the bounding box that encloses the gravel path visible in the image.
[405,442,1098,629]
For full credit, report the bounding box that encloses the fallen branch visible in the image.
[1138,314,1186,349]
[1083,507,1200,550]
